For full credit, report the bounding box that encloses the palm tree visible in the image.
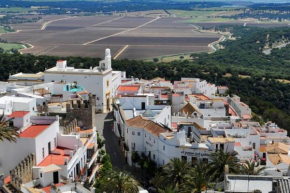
[0,113,18,142]
[240,160,266,175]
[179,161,213,193]
[208,149,240,182]
[158,186,179,193]
[152,158,191,190]
[100,170,139,193]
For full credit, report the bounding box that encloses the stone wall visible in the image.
[66,94,95,129]
[60,118,77,135]
[9,153,36,192]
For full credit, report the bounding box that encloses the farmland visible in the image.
[0,15,220,59]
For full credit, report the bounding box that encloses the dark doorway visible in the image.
[53,171,59,184]
[76,163,80,176]
[48,142,51,154]
[141,102,145,110]
[220,144,224,150]
[253,143,256,150]
[187,127,192,138]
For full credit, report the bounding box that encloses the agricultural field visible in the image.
[0,15,221,59]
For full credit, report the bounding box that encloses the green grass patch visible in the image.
[0,42,24,52]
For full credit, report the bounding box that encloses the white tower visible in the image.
[99,48,112,70]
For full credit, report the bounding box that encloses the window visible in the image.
[163,146,165,151]
[40,173,42,178]
[127,128,128,133]
[220,144,224,150]
[145,133,146,137]
[132,143,135,150]
[149,136,151,140]
[138,132,140,136]
[132,131,135,135]
[42,148,45,158]
[154,139,155,143]
[153,154,155,160]
[192,157,197,166]
[181,156,187,161]
[107,80,109,87]
[54,138,57,148]
[202,158,208,164]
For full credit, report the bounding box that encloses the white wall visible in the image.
[0,138,35,176]
[35,120,59,165]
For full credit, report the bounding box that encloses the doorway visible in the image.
[141,102,145,110]
[53,171,59,184]
[106,93,110,111]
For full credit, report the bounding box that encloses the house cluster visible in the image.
[0,49,122,193]
[1,48,290,193]
[112,76,290,182]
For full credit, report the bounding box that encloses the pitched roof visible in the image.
[8,111,29,118]
[126,115,166,137]
[267,154,290,165]
[33,88,51,96]
[19,125,50,138]
[266,142,289,154]
[180,102,201,116]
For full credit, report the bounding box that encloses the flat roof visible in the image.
[0,96,35,103]
[19,125,50,138]
[38,147,71,167]
[11,72,44,78]
[8,111,29,118]
[117,85,141,92]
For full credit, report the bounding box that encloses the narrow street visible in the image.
[95,113,147,182]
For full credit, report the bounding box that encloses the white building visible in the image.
[8,72,44,86]
[123,115,235,166]
[0,96,36,115]
[0,109,98,191]
[44,49,123,113]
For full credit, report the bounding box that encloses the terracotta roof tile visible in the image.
[8,111,29,118]
[117,85,140,92]
[126,116,166,137]
[266,142,289,154]
[268,154,290,165]
[180,102,201,116]
[19,125,50,138]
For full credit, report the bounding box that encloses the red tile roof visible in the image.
[126,116,166,137]
[235,142,242,146]
[19,125,50,138]
[190,94,210,100]
[228,106,238,116]
[117,85,140,92]
[38,147,72,167]
[8,111,29,118]
[4,175,10,184]
[42,183,64,193]
[88,142,95,149]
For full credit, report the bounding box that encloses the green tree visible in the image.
[100,170,139,193]
[0,113,19,142]
[240,160,266,175]
[152,158,190,189]
[208,149,240,182]
[158,186,179,193]
[180,161,213,193]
